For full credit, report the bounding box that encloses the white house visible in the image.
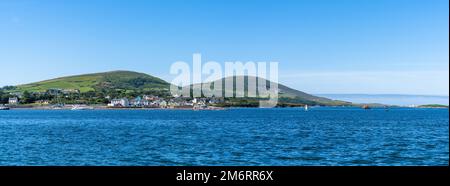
[144,95,159,101]
[108,98,129,107]
[159,100,167,108]
[8,97,18,105]
[130,96,149,107]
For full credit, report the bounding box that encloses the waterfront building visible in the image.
[130,96,150,107]
[109,98,129,107]
[8,97,19,105]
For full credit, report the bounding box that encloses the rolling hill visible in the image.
[14,71,170,93]
[190,76,351,106]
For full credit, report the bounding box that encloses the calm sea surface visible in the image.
[0,108,448,165]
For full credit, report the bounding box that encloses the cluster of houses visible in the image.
[3,97,60,107]
[108,95,224,109]
[5,97,47,106]
[4,88,78,106]
[4,88,225,109]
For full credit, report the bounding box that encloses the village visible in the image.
[107,95,224,109]
[0,88,225,110]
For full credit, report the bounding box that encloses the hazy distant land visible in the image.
[317,94,449,106]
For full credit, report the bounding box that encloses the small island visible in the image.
[417,104,449,109]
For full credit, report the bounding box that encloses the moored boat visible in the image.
[0,106,10,110]
[362,105,371,109]
[71,105,94,110]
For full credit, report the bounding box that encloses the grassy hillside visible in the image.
[14,71,170,93]
[190,76,351,106]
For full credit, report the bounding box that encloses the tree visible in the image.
[0,90,7,104]
[22,91,36,104]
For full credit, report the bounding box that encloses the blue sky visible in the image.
[0,0,448,95]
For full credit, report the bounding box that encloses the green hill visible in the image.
[190,76,351,106]
[14,70,170,93]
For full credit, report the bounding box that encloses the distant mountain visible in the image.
[417,104,449,108]
[318,94,449,106]
[14,70,170,93]
[9,71,350,106]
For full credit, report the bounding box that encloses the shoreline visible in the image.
[3,105,448,111]
[6,105,227,111]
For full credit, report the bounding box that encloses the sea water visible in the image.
[0,107,448,165]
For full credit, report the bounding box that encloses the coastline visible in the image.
[6,105,227,111]
[3,105,448,111]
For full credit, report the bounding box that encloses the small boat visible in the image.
[304,104,309,111]
[51,105,63,110]
[362,105,371,109]
[71,105,93,110]
[0,106,10,110]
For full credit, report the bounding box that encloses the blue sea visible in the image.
[0,108,448,166]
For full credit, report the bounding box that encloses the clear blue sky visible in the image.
[0,0,448,95]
